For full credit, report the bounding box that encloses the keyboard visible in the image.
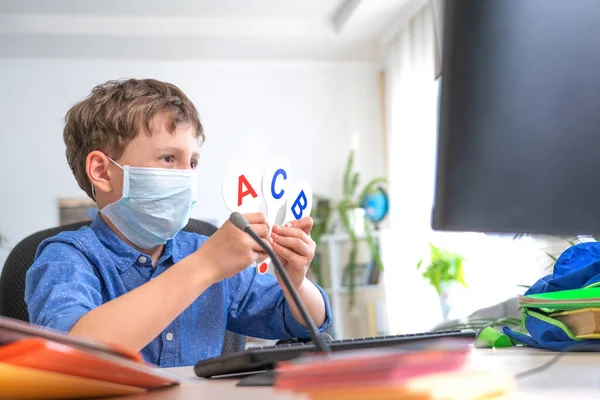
[194,329,476,378]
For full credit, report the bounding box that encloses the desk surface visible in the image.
[113,348,600,399]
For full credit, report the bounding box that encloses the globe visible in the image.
[361,186,389,225]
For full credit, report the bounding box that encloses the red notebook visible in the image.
[276,339,472,391]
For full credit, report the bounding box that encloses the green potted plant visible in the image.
[417,244,467,320]
[337,151,387,307]
[309,196,333,288]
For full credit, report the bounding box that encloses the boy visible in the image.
[25,78,331,367]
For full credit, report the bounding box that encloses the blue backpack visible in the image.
[503,242,600,351]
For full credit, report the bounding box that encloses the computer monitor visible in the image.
[432,0,600,236]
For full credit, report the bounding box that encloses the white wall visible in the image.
[0,58,384,267]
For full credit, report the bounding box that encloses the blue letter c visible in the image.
[271,168,287,200]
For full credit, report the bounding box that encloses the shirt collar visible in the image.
[90,214,180,271]
[164,234,184,264]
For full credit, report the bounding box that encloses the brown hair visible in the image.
[63,78,204,199]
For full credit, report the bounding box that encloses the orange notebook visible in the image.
[0,362,146,400]
[0,337,177,389]
[0,316,180,397]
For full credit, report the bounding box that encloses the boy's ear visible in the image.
[86,151,115,195]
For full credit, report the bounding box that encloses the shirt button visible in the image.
[138,256,147,264]
[166,332,174,341]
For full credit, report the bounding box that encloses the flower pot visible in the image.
[347,208,366,237]
[438,282,453,321]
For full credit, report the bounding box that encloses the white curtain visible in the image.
[382,4,443,334]
[381,3,551,334]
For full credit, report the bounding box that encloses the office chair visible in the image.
[0,217,247,355]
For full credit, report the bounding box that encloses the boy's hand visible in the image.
[270,217,316,290]
[196,212,271,283]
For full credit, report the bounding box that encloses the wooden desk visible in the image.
[476,348,600,399]
[113,348,600,399]
[113,367,302,400]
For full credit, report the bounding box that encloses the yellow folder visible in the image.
[0,362,146,399]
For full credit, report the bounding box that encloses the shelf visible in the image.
[319,231,382,244]
[320,227,389,339]
[326,284,384,295]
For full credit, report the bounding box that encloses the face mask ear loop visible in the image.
[92,157,123,202]
[108,157,124,170]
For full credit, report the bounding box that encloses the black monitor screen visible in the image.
[433,0,600,236]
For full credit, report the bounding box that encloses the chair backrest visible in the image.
[0,218,246,355]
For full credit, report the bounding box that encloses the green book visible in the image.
[519,287,600,311]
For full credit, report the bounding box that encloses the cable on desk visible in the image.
[513,342,600,381]
[514,352,565,381]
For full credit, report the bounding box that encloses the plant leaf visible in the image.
[347,244,358,308]
[456,260,468,288]
[545,251,558,262]
[342,151,355,198]
[419,243,467,292]
[337,204,358,243]
[350,172,360,197]
[432,263,442,295]
[364,217,383,270]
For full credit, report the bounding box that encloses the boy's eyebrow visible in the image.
[156,147,200,158]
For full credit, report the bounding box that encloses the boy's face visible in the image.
[97,114,200,208]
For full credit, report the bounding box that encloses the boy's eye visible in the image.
[190,160,198,169]
[161,155,174,163]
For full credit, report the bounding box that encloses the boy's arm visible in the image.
[225,268,332,339]
[270,218,331,335]
[27,240,217,353]
[282,277,328,330]
[68,251,215,352]
[27,213,272,353]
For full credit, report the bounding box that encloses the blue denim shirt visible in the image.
[24,215,332,367]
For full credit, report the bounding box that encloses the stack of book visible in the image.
[520,287,600,338]
[552,308,600,338]
[0,317,179,399]
[274,339,515,399]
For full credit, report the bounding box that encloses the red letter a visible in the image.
[238,175,258,207]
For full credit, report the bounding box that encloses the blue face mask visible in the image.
[100,158,198,249]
